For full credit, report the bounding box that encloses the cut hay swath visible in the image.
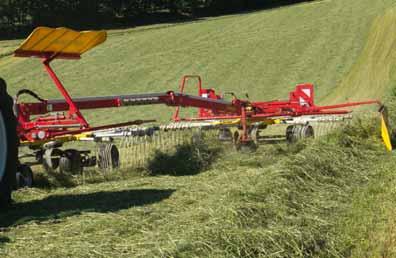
[2,26,391,186]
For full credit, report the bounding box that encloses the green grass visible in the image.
[327,6,396,103]
[1,0,396,257]
[1,120,396,258]
[1,0,395,124]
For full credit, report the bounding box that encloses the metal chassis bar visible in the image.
[42,57,89,127]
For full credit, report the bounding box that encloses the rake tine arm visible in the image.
[316,100,381,111]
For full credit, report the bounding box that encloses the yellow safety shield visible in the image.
[380,105,392,151]
[381,116,392,151]
[14,27,107,59]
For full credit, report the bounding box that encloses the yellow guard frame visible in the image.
[14,27,107,59]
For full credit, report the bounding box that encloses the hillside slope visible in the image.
[0,0,394,124]
[327,6,396,103]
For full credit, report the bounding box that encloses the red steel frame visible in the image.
[16,56,380,145]
[16,58,240,142]
[171,78,381,142]
[16,55,157,142]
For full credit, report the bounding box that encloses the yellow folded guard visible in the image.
[380,105,393,151]
[14,27,107,59]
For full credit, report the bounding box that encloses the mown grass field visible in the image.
[1,0,395,123]
[1,0,396,257]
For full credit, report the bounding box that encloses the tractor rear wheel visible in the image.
[0,111,7,184]
[0,108,18,211]
[0,110,13,208]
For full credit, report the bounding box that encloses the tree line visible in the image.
[0,0,312,38]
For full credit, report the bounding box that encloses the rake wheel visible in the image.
[250,126,260,145]
[239,141,258,152]
[59,149,83,174]
[97,143,120,171]
[286,124,314,143]
[16,164,33,188]
[233,130,242,150]
[42,148,63,172]
[191,130,204,144]
[218,128,233,142]
[233,130,257,152]
[301,124,314,139]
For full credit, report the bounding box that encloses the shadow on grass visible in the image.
[0,236,10,245]
[0,188,175,228]
[33,172,77,189]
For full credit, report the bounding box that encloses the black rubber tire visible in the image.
[191,130,204,145]
[301,125,315,139]
[233,130,242,151]
[286,124,314,144]
[16,164,33,188]
[42,148,62,173]
[0,110,13,208]
[218,128,233,142]
[59,149,83,174]
[239,141,258,153]
[286,125,302,143]
[0,110,18,211]
[0,112,7,183]
[0,82,18,209]
[97,144,120,171]
[285,125,294,143]
[250,126,260,145]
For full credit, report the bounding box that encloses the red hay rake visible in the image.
[8,27,391,186]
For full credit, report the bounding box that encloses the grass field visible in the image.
[1,0,396,257]
[1,0,395,123]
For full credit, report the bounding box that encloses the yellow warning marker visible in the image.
[380,105,393,151]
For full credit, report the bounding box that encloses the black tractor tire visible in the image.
[0,110,17,209]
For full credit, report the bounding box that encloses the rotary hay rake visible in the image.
[2,27,392,188]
